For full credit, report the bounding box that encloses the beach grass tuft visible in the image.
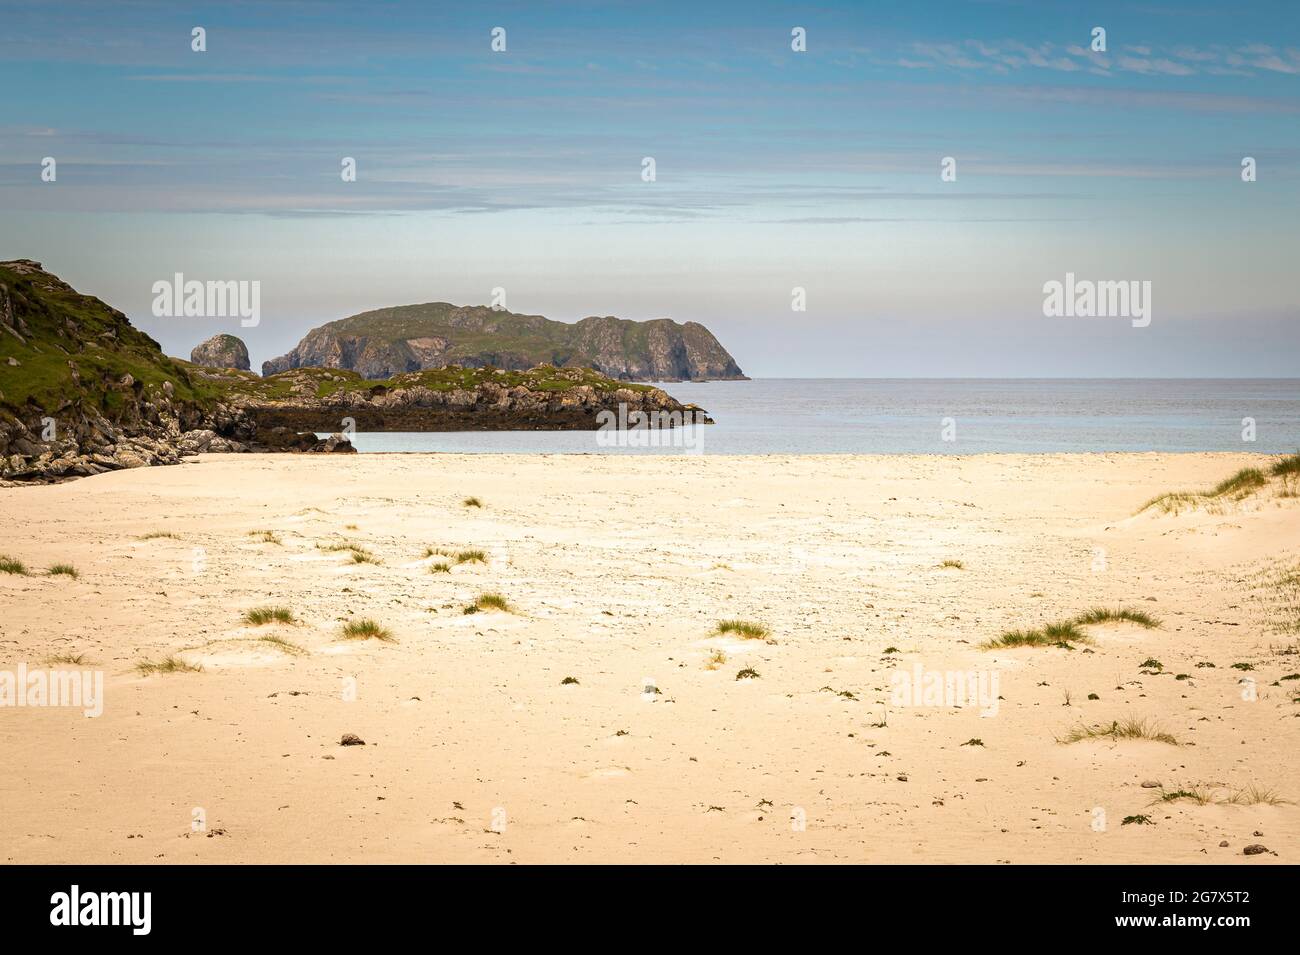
[430,561,451,574]
[1073,606,1162,628]
[138,531,180,540]
[1210,467,1268,497]
[715,620,770,640]
[340,619,395,642]
[46,563,79,579]
[985,621,1088,649]
[0,555,29,575]
[243,606,296,626]
[1139,465,1272,514]
[256,634,307,656]
[1156,782,1288,806]
[462,496,483,508]
[735,667,761,680]
[1270,452,1300,477]
[248,530,283,545]
[1058,717,1178,745]
[465,592,511,614]
[939,559,964,569]
[985,606,1160,649]
[136,656,202,675]
[318,540,377,563]
[45,652,91,666]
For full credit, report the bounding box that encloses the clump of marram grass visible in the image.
[705,649,727,670]
[340,619,395,642]
[425,547,487,568]
[318,540,377,563]
[248,530,282,545]
[317,540,358,552]
[1156,783,1289,807]
[984,621,1088,649]
[1058,717,1178,745]
[319,540,381,564]
[1074,606,1162,628]
[0,555,29,575]
[464,592,511,614]
[462,496,483,508]
[136,656,202,675]
[1211,467,1269,497]
[45,652,92,666]
[1271,452,1300,477]
[1226,783,1289,806]
[984,607,1160,650]
[255,634,307,656]
[138,531,180,540]
[243,606,296,626]
[939,559,964,570]
[430,561,452,574]
[735,667,761,681]
[46,563,79,579]
[1139,465,1271,514]
[715,620,770,640]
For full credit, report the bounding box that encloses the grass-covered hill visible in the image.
[0,259,219,415]
[261,301,746,382]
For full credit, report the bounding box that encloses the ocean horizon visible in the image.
[326,377,1300,455]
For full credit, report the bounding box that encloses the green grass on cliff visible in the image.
[0,262,220,416]
[195,362,653,403]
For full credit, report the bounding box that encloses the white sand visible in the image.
[0,452,1296,863]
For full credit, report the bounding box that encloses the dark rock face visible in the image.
[262,303,746,381]
[232,367,711,434]
[190,334,250,371]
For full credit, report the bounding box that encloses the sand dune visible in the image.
[1,452,1296,863]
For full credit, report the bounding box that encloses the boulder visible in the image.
[113,448,150,469]
[318,432,356,454]
[190,334,251,371]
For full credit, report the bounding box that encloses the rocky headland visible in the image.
[0,261,710,483]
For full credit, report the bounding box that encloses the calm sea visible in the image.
[332,379,1300,455]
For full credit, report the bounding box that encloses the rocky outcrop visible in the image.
[262,303,746,381]
[216,365,711,433]
[0,261,353,484]
[190,334,250,370]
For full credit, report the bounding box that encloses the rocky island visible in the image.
[262,301,746,382]
[0,260,709,483]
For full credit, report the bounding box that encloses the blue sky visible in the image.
[2,0,1297,376]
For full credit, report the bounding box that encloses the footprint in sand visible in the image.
[586,766,631,779]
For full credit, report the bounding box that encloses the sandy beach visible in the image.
[1,451,1297,864]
